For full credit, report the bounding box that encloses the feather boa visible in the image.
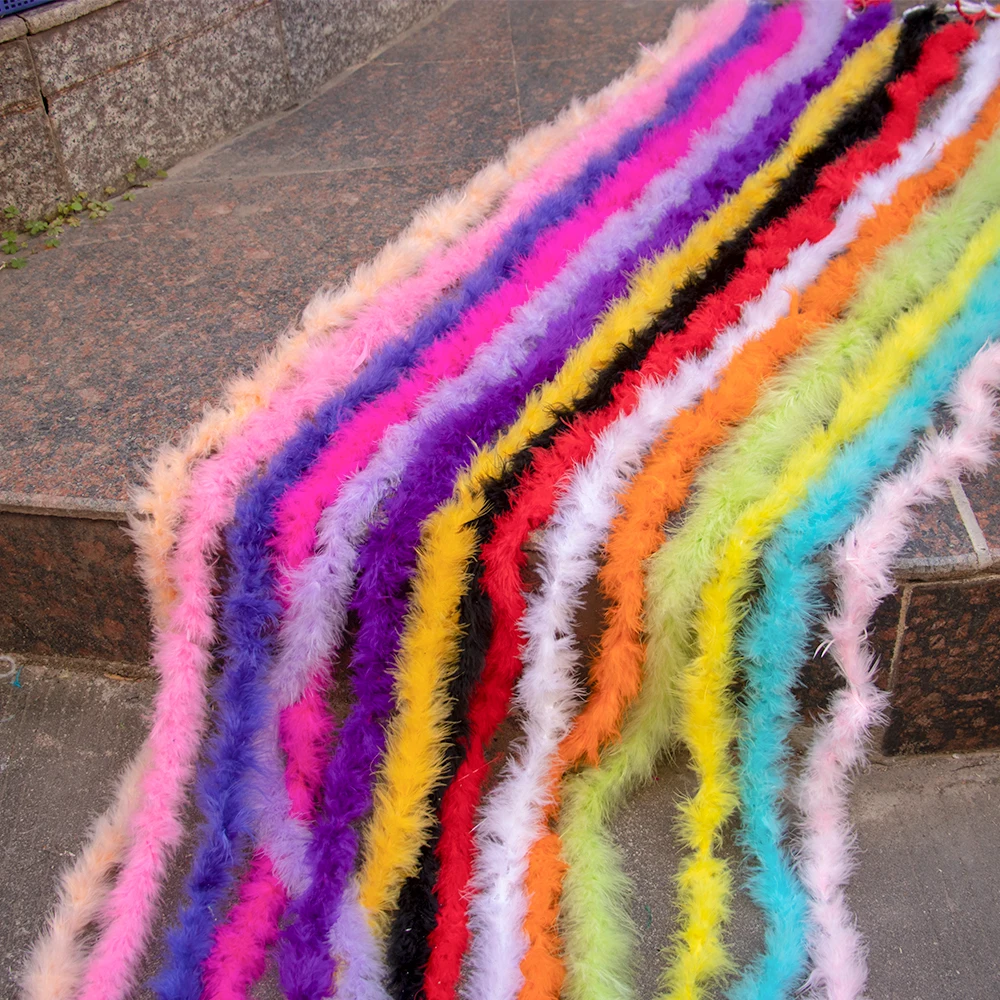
[206,9,847,996]
[424,9,872,1000]
[154,10,750,995]
[20,8,714,997]
[666,192,1000,1000]
[269,10,776,998]
[185,11,774,998]
[355,15,900,968]
[380,3,884,992]
[197,7,751,998]
[457,0,893,851]
[586,17,1000,812]
[463,157,904,996]
[156,144,622,994]
[557,75,1000,1000]
[265,0,771,870]
[466,9,920,995]
[389,3,811,989]
[129,2,710,623]
[513,21,992,999]
[464,15,942,999]
[798,342,1000,1000]
[731,241,1000,1000]
[155,34,708,991]
[566,13,980,772]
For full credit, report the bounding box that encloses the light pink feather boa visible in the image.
[799,338,1000,1000]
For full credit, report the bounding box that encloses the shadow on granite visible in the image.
[0,511,150,669]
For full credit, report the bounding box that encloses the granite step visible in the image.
[1,0,999,759]
[0,0,691,672]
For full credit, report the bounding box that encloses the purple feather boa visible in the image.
[151,17,682,990]
[275,6,888,998]
[271,8,782,998]
[268,8,787,996]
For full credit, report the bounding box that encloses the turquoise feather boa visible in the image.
[731,250,1000,1000]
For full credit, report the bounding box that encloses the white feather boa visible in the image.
[461,23,1000,999]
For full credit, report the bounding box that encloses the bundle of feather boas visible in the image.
[22,3,1000,999]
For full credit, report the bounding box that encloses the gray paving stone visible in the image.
[2,661,998,999]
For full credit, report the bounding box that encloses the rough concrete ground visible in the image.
[2,661,998,1000]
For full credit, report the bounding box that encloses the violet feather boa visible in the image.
[257,0,839,896]
[796,354,1000,1000]
[463,24,1000,999]
[255,15,837,991]
[204,17,843,994]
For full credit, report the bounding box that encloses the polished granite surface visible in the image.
[4,1,1000,754]
[0,0,684,508]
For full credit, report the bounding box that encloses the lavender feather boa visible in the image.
[271,10,783,1000]
[275,7,881,999]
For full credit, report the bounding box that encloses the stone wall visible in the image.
[0,0,445,218]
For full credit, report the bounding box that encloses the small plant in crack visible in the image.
[1,154,168,271]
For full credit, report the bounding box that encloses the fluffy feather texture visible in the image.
[189,15,768,998]
[357,13,900,967]
[385,6,792,986]
[469,8,918,994]
[557,84,1000,1000]
[666,196,1000,1000]
[514,22,992,998]
[732,253,1000,1000]
[424,8,869,997]
[397,3,876,991]
[270,13,774,998]
[157,20,730,997]
[197,9,748,997]
[269,0,768,584]
[129,0,709,623]
[330,881,394,1000]
[269,0,768,877]
[190,10,842,996]
[154,147,622,994]
[734,228,1000,1000]
[24,11,710,998]
[466,23,931,1000]
[734,26,1000,1000]
[585,17,1000,814]
[579,13,999,781]
[798,342,1000,1000]
[428,13,891,999]
[463,181,875,999]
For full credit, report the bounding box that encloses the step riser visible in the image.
[0,510,150,675]
[4,503,999,755]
